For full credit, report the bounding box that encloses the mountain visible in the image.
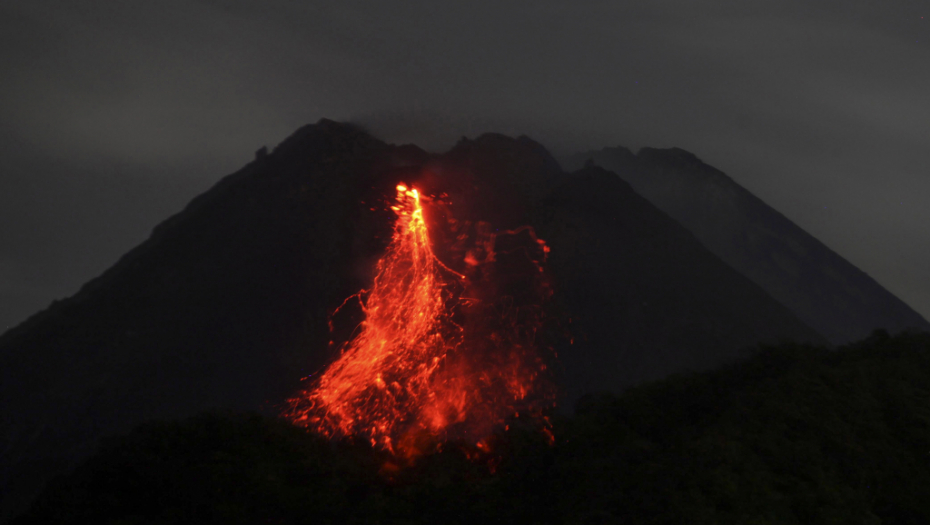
[567,147,930,344]
[0,120,824,521]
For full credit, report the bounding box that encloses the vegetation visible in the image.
[15,330,930,524]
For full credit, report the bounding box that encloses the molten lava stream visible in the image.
[285,184,551,460]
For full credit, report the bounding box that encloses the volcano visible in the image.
[0,120,826,520]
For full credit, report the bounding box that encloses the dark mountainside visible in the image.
[0,120,823,521]
[567,147,930,344]
[536,167,824,402]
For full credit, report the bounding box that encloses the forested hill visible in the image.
[17,330,930,524]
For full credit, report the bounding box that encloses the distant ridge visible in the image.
[567,146,930,344]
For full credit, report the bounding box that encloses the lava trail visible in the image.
[285,184,552,458]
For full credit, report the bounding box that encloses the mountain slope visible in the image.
[537,166,825,402]
[0,121,824,521]
[568,147,930,344]
[0,120,403,521]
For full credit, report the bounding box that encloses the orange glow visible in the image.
[284,185,553,459]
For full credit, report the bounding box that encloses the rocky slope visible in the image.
[568,147,930,344]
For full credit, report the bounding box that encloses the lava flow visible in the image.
[284,184,553,458]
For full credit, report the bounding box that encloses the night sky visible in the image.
[1,0,928,334]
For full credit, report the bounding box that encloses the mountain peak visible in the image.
[637,147,703,167]
[269,118,382,161]
[449,132,562,172]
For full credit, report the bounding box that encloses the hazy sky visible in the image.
[1,0,928,333]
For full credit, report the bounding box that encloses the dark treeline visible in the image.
[15,331,930,524]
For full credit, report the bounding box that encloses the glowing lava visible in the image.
[285,184,552,458]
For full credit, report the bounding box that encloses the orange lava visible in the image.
[284,184,553,458]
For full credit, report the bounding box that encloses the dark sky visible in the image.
[1,0,928,333]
